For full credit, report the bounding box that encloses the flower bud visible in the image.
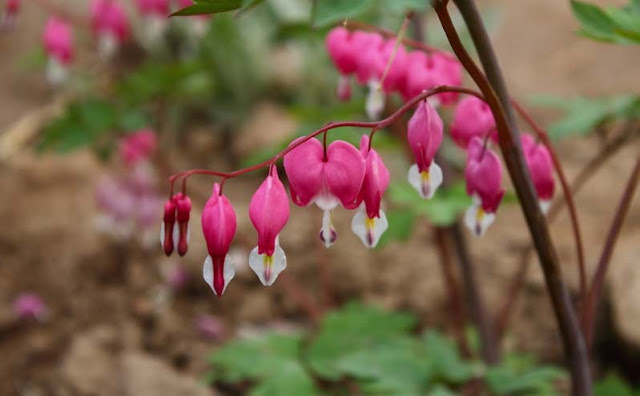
[160,196,177,256]
[176,194,191,256]
[407,100,444,199]
[450,96,496,149]
[521,134,555,213]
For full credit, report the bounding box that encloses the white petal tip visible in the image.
[464,202,496,237]
[540,200,551,215]
[249,245,287,286]
[203,255,235,296]
[408,162,443,200]
[351,207,388,248]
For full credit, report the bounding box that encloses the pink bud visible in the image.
[175,194,191,256]
[283,138,365,248]
[351,135,390,248]
[160,196,177,256]
[248,166,289,285]
[450,96,496,149]
[13,293,48,321]
[521,134,555,213]
[43,17,73,64]
[407,100,444,199]
[201,183,237,296]
[464,137,505,236]
[402,51,442,102]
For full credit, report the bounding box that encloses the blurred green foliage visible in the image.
[206,302,565,395]
[593,373,640,396]
[571,0,640,45]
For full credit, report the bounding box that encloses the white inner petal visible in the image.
[464,196,496,237]
[314,191,340,212]
[98,32,118,60]
[366,80,385,121]
[46,57,68,86]
[172,223,180,250]
[159,222,165,248]
[203,254,236,296]
[351,206,388,248]
[540,199,551,215]
[408,163,441,200]
[248,243,287,286]
[320,209,337,248]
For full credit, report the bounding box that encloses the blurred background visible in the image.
[0,0,639,395]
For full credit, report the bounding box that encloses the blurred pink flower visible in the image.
[195,314,224,340]
[118,129,157,167]
[13,293,48,321]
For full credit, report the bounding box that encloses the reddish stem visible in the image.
[511,100,587,311]
[582,154,640,346]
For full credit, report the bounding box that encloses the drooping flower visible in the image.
[201,183,237,296]
[377,38,410,95]
[450,96,496,149]
[175,193,191,256]
[119,129,157,167]
[351,135,390,248]
[430,52,463,105]
[352,31,386,120]
[13,293,48,321]
[248,166,290,286]
[326,26,358,101]
[464,137,505,236]
[407,100,444,199]
[90,0,130,59]
[521,133,555,213]
[283,138,365,248]
[42,17,73,85]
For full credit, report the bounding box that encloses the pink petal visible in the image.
[249,166,290,256]
[283,137,325,207]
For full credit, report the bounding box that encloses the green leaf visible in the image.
[376,208,417,248]
[530,94,640,139]
[571,1,617,35]
[305,302,417,380]
[422,331,480,384]
[337,337,431,396]
[209,332,316,396]
[485,353,565,395]
[381,0,429,13]
[388,182,471,226]
[571,0,640,44]
[311,0,372,27]
[171,0,242,16]
[594,373,636,396]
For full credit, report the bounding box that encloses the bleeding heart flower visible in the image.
[136,0,170,47]
[377,38,409,94]
[90,0,130,59]
[2,0,20,30]
[326,26,359,101]
[160,194,178,256]
[248,166,290,286]
[13,293,48,321]
[450,95,496,149]
[283,137,365,248]
[119,129,157,167]
[351,135,390,248]
[521,133,555,213]
[201,183,237,296]
[42,17,73,85]
[352,31,386,120]
[407,100,444,199]
[464,137,505,236]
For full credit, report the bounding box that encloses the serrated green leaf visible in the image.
[485,353,565,395]
[250,362,317,396]
[171,0,242,16]
[311,0,371,27]
[338,337,430,396]
[423,331,479,384]
[305,302,417,380]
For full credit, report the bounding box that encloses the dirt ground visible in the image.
[1,1,639,395]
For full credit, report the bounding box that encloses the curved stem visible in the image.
[436,1,592,394]
[511,100,587,310]
[582,154,640,347]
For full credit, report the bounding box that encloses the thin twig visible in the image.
[582,154,640,346]
[437,1,592,393]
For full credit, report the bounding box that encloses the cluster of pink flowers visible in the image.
[1,0,20,30]
[38,0,205,85]
[326,27,462,119]
[96,129,164,244]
